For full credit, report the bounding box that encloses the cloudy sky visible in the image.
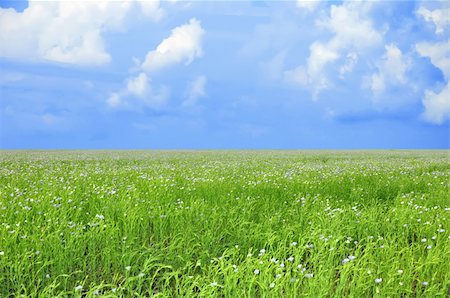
[0,0,449,149]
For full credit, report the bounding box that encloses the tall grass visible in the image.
[0,151,449,297]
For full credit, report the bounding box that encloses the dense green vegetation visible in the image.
[0,151,449,297]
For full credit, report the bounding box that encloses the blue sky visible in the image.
[0,0,449,149]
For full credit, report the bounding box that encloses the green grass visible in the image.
[0,150,449,297]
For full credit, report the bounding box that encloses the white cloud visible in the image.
[370,44,409,94]
[141,18,205,72]
[107,19,205,110]
[370,73,385,95]
[339,52,358,78]
[127,72,150,98]
[416,40,450,79]
[0,0,164,65]
[138,0,165,22]
[416,40,450,124]
[183,75,207,107]
[107,18,205,110]
[417,6,450,34]
[296,0,320,12]
[285,2,382,97]
[283,38,344,97]
[285,42,339,98]
[108,72,169,110]
[307,42,340,87]
[322,2,382,51]
[421,83,450,124]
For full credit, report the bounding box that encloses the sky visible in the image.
[0,0,449,149]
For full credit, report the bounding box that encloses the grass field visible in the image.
[0,150,449,297]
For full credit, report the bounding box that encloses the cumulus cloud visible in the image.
[284,1,382,97]
[339,52,358,79]
[370,44,409,95]
[107,72,169,110]
[416,40,450,79]
[421,84,450,124]
[138,0,165,22]
[141,18,205,72]
[183,75,207,107]
[321,2,382,51]
[417,6,450,35]
[108,18,205,110]
[127,72,150,98]
[285,42,339,98]
[0,0,164,65]
[296,0,320,12]
[416,40,450,124]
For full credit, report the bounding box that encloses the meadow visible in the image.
[0,150,449,297]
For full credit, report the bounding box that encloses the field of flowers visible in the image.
[0,150,449,297]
